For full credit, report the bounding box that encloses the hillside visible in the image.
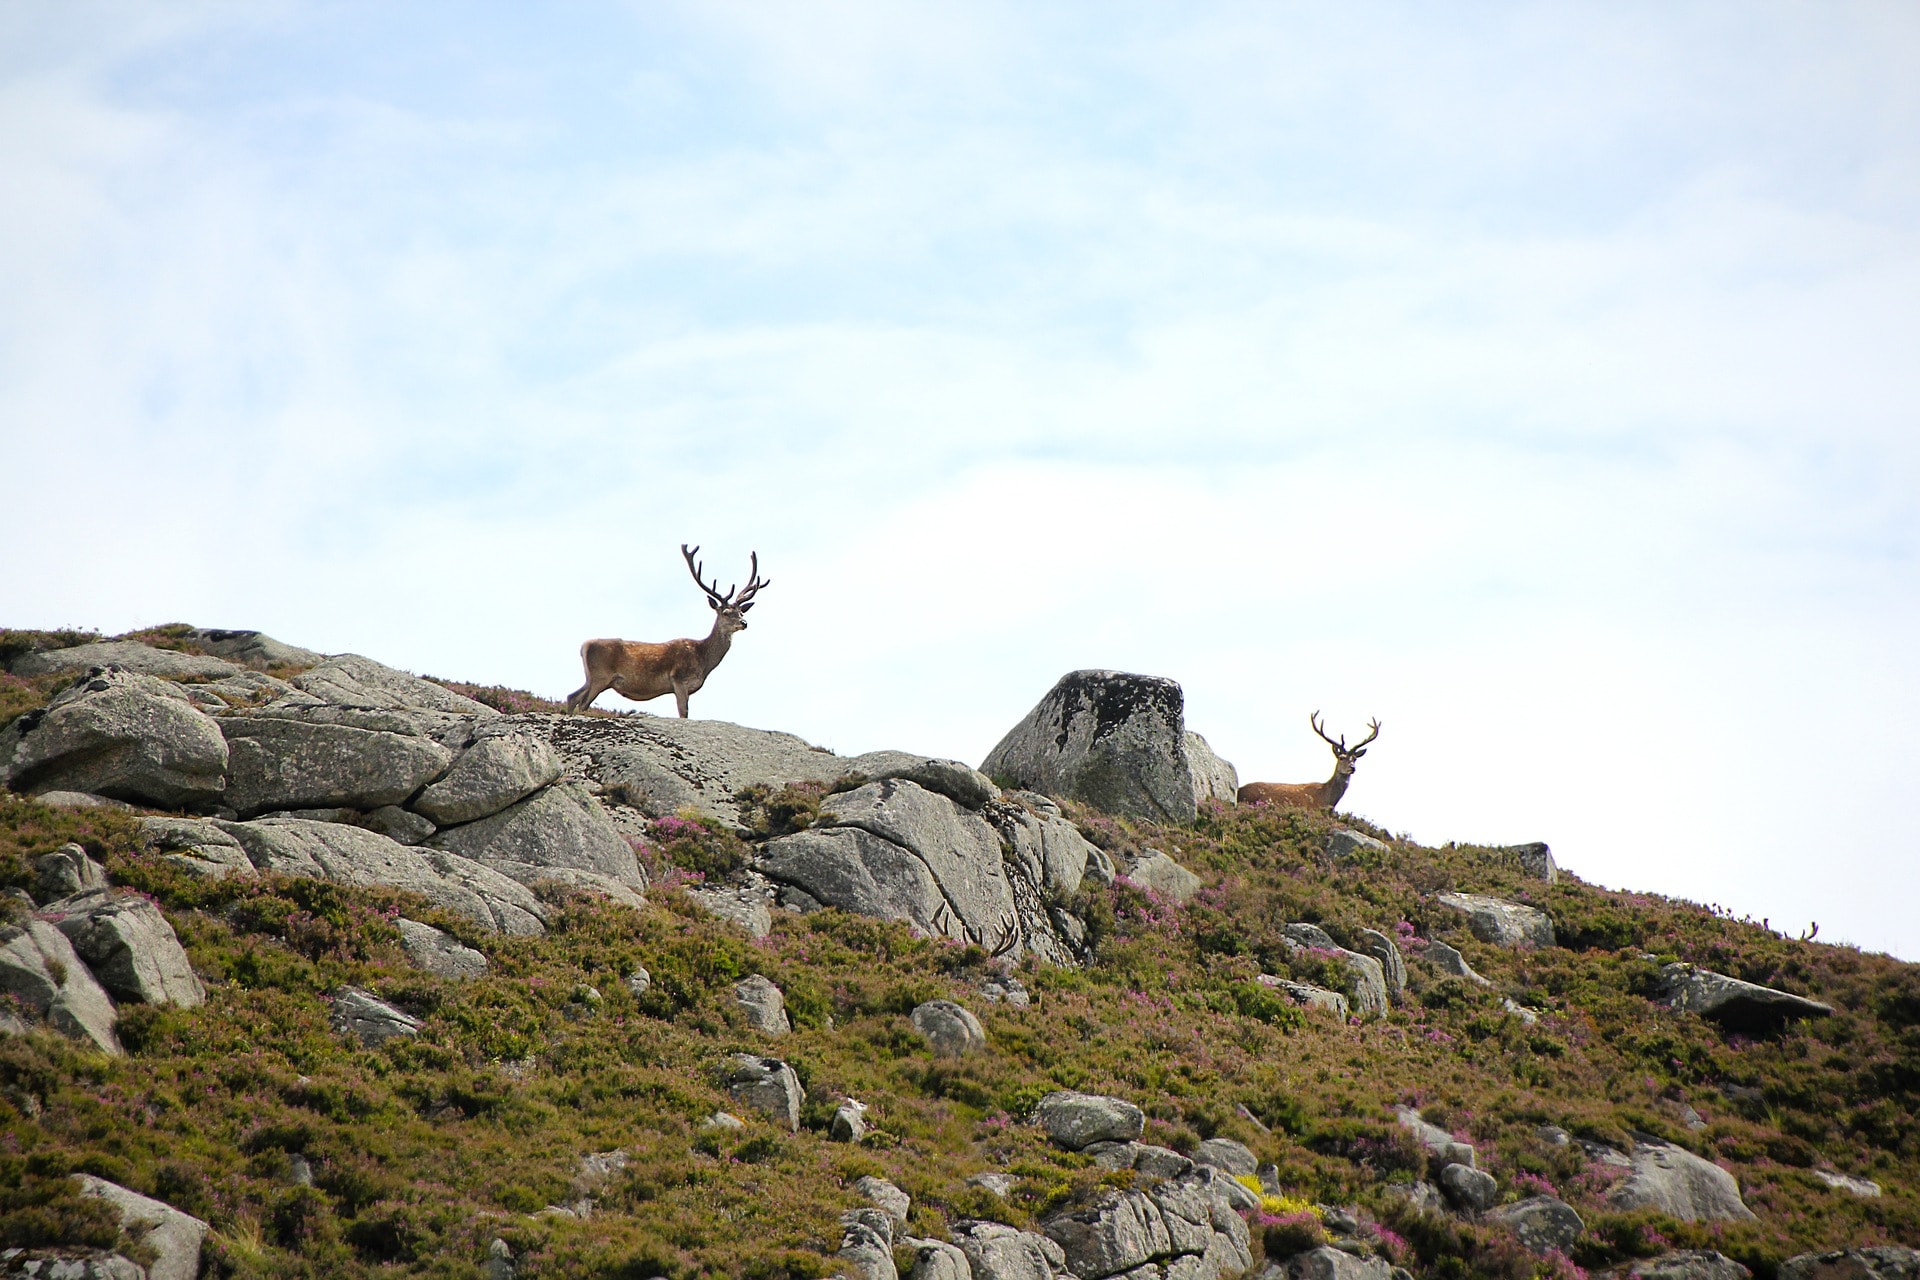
[1,626,1916,1280]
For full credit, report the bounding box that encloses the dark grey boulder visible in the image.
[1608,1141,1756,1222]
[1439,1162,1498,1211]
[395,918,489,980]
[288,654,497,716]
[412,729,563,826]
[1502,842,1558,883]
[722,1054,803,1130]
[0,919,121,1053]
[33,842,107,900]
[1779,1247,1920,1280]
[830,1098,871,1142]
[733,974,791,1035]
[1435,893,1554,947]
[185,628,325,670]
[76,1176,209,1280]
[1621,1251,1753,1280]
[1353,928,1406,1003]
[47,891,205,1007]
[1659,963,1833,1033]
[1,668,228,807]
[8,641,243,681]
[331,987,421,1046]
[1035,1090,1145,1150]
[427,782,642,888]
[912,999,986,1057]
[217,817,547,934]
[219,713,453,816]
[980,670,1216,824]
[1486,1196,1583,1253]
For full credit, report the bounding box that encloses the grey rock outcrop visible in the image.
[0,919,121,1053]
[1257,975,1349,1020]
[1191,1138,1258,1178]
[186,628,325,670]
[1395,1107,1475,1170]
[287,654,497,715]
[1503,841,1558,883]
[1810,1169,1882,1197]
[685,886,773,937]
[1435,893,1554,947]
[1439,1162,1498,1211]
[1,668,228,806]
[137,816,256,880]
[216,817,547,934]
[1608,1141,1756,1221]
[430,781,641,886]
[733,974,791,1034]
[331,987,421,1046]
[1121,850,1203,904]
[395,918,489,979]
[840,1211,898,1280]
[1184,731,1239,808]
[723,1054,803,1131]
[220,712,453,816]
[8,642,243,681]
[951,1220,1070,1280]
[1486,1196,1583,1253]
[1353,929,1406,1003]
[1269,1248,1394,1280]
[1281,926,1388,1019]
[0,1251,147,1278]
[913,999,987,1057]
[1621,1252,1753,1280]
[46,892,205,1007]
[980,670,1225,825]
[76,1176,209,1280]
[989,791,1103,903]
[1039,1169,1253,1280]
[1779,1247,1920,1280]
[905,1236,975,1280]
[33,843,108,900]
[856,1175,911,1226]
[1327,829,1390,861]
[1035,1090,1146,1150]
[362,804,436,845]
[413,728,563,826]
[1423,939,1489,985]
[1659,964,1833,1033]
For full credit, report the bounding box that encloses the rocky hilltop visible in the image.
[0,626,1915,1280]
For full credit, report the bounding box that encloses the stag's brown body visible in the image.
[565,545,769,718]
[1237,713,1379,812]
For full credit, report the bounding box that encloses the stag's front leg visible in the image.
[673,683,692,718]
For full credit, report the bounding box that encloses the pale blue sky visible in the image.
[5,3,1918,956]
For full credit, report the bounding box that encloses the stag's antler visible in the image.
[733,551,771,609]
[682,544,770,610]
[1310,711,1381,756]
[1351,718,1382,751]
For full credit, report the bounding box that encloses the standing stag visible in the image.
[1237,712,1380,811]
[564,545,771,718]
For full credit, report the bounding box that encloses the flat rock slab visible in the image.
[980,669,1216,825]
[219,713,454,817]
[8,641,244,681]
[331,987,421,1046]
[77,1176,209,1280]
[855,1175,911,1226]
[0,919,122,1054]
[1659,963,1833,1033]
[217,817,547,934]
[1395,1107,1476,1170]
[288,654,498,715]
[1779,1247,1920,1280]
[46,892,206,1007]
[1608,1141,1756,1222]
[1436,892,1555,947]
[1327,829,1390,861]
[1257,975,1349,1020]
[186,628,325,670]
[2,668,229,807]
[1035,1090,1146,1150]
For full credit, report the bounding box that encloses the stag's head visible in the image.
[1311,711,1381,780]
[682,544,771,635]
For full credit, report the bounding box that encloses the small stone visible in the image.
[1623,1251,1753,1280]
[702,1111,745,1130]
[394,918,488,980]
[286,1154,313,1186]
[1424,939,1490,985]
[831,1098,871,1142]
[1327,828,1390,860]
[1435,892,1554,947]
[733,974,791,1035]
[625,967,651,996]
[1486,1196,1583,1253]
[329,988,421,1047]
[1810,1169,1883,1197]
[1439,1163,1498,1212]
[968,1171,1017,1197]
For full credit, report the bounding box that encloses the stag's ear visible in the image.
[1352,748,1368,758]
[708,597,721,611]
[740,601,754,612]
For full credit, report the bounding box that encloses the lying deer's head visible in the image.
[683,544,771,634]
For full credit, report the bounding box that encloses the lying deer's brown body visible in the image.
[1237,713,1380,812]
[565,545,769,718]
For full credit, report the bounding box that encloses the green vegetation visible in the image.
[1,667,1916,1275]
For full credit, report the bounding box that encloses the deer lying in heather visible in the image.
[565,545,770,717]
[1237,712,1380,811]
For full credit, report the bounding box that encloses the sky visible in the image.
[3,3,1917,957]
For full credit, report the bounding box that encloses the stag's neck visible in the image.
[695,620,735,672]
[1320,770,1352,809]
